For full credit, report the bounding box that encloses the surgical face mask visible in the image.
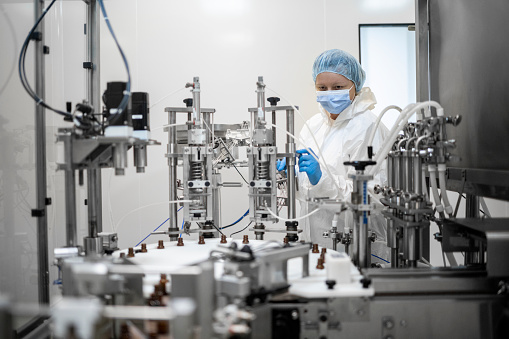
[316,86,353,114]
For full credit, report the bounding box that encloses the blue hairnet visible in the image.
[312,49,366,92]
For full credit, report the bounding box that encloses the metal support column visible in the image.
[34,0,49,304]
[168,112,179,241]
[465,194,480,264]
[62,132,78,247]
[87,167,102,237]
[285,109,298,241]
[86,0,101,114]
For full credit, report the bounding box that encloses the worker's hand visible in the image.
[296,148,322,185]
[276,158,287,172]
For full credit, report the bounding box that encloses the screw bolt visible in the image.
[283,237,289,244]
[220,235,227,243]
[119,252,125,258]
[198,236,205,244]
[243,235,249,244]
[157,240,165,249]
[127,248,135,258]
[312,243,319,253]
[141,243,148,253]
[177,238,184,246]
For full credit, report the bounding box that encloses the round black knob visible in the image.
[183,98,193,107]
[188,182,194,187]
[360,277,372,289]
[250,181,255,187]
[267,97,280,106]
[325,280,336,290]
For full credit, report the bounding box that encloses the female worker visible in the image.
[279,49,389,261]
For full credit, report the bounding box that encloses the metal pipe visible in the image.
[34,0,49,305]
[63,132,78,247]
[256,76,266,126]
[192,77,201,126]
[352,215,359,265]
[401,151,409,192]
[413,152,422,195]
[387,152,394,188]
[212,171,222,230]
[358,212,368,268]
[406,151,414,193]
[272,111,277,145]
[87,167,102,238]
[113,143,128,176]
[465,194,480,265]
[168,111,179,241]
[86,0,101,114]
[286,109,296,220]
[393,152,400,190]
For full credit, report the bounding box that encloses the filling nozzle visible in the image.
[113,142,128,175]
[133,144,147,173]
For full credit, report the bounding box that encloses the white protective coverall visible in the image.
[296,87,390,261]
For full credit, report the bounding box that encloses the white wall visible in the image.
[0,1,419,302]
[2,0,508,297]
[93,0,416,250]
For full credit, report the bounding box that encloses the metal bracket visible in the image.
[31,209,45,217]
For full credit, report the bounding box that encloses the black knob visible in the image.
[250,181,255,187]
[183,98,193,107]
[267,97,280,106]
[325,280,336,290]
[205,181,210,187]
[188,182,194,187]
[344,160,376,171]
[266,182,271,187]
[360,277,372,289]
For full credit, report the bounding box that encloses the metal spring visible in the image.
[190,161,203,180]
[255,160,269,180]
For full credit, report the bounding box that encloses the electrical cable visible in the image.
[209,222,226,237]
[371,254,390,264]
[18,0,72,118]
[134,207,183,247]
[179,219,185,238]
[115,200,195,231]
[220,209,249,230]
[230,221,253,238]
[97,0,131,122]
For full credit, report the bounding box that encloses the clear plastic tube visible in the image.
[428,165,444,213]
[366,105,402,147]
[438,164,453,215]
[265,205,319,222]
[369,101,444,176]
[422,166,429,202]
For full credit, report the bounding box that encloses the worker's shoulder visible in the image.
[351,108,377,126]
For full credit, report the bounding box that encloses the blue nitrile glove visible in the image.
[277,158,286,172]
[296,148,322,185]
